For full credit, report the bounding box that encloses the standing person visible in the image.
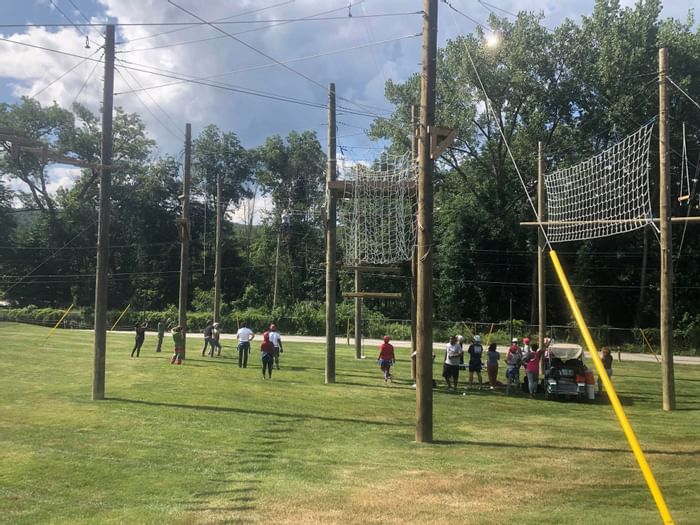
[467,334,484,386]
[201,320,214,357]
[525,343,543,398]
[456,335,465,369]
[236,322,255,368]
[210,322,222,357]
[598,346,614,393]
[130,321,148,357]
[268,323,283,369]
[442,335,463,391]
[155,319,166,353]
[505,338,522,395]
[486,343,500,389]
[377,335,395,382]
[260,331,275,379]
[521,337,532,363]
[170,325,184,364]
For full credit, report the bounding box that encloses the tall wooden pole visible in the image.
[658,48,675,411]
[354,268,362,358]
[537,142,546,348]
[411,105,418,372]
[178,123,191,358]
[325,83,337,384]
[416,0,437,443]
[92,24,114,401]
[213,171,222,323]
[272,230,281,309]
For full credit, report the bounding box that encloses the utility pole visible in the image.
[325,83,337,384]
[411,105,418,378]
[272,230,281,309]
[92,24,114,401]
[354,266,362,359]
[537,142,546,348]
[178,123,192,359]
[658,48,675,411]
[213,171,222,323]
[416,0,437,443]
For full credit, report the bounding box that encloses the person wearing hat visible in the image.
[442,335,463,391]
[377,335,395,382]
[268,323,283,369]
[170,325,184,365]
[505,338,523,395]
[467,334,484,386]
[260,331,275,379]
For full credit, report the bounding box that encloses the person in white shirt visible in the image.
[441,335,463,390]
[236,322,255,368]
[267,323,283,370]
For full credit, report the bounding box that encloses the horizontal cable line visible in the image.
[0,11,422,29]
[119,0,296,44]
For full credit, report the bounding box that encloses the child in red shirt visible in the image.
[377,335,395,382]
[260,331,275,379]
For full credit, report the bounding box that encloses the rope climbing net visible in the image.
[544,123,655,243]
[338,153,417,265]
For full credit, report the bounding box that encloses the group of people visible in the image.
[128,319,284,378]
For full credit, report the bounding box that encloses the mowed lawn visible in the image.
[1,322,699,524]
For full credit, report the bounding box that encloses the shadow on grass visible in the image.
[431,439,700,456]
[107,397,404,427]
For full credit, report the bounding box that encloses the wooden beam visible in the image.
[520,217,700,226]
[342,292,402,299]
[328,178,417,197]
[339,265,402,274]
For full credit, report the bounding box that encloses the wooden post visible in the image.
[659,48,675,411]
[416,0,437,443]
[354,268,362,359]
[178,123,191,358]
[325,83,337,384]
[411,105,418,368]
[537,142,546,348]
[92,24,114,401]
[213,171,222,323]
[273,230,281,309]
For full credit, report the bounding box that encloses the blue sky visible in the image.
[0,0,696,204]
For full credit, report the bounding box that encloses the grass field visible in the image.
[1,322,699,524]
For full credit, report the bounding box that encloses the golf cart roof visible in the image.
[549,345,583,360]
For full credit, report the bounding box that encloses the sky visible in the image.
[0,0,696,208]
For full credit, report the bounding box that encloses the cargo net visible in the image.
[338,153,417,264]
[544,123,654,243]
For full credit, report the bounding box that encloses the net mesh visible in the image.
[544,123,654,243]
[338,154,417,265]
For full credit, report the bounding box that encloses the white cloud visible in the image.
[45,165,82,194]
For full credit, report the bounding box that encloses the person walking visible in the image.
[236,322,255,368]
[260,331,275,379]
[525,343,543,398]
[467,334,484,386]
[130,321,147,357]
[268,323,283,369]
[201,320,214,356]
[442,335,463,391]
[486,342,500,389]
[155,319,166,352]
[170,325,184,364]
[377,335,395,382]
[210,322,222,357]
